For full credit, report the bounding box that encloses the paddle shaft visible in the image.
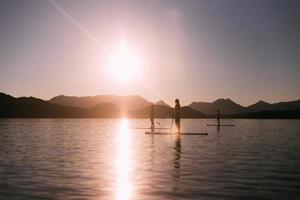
[170,117,174,133]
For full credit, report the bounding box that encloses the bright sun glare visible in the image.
[108,42,140,83]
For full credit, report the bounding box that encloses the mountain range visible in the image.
[1,92,300,118]
[190,98,300,114]
[189,98,244,114]
[49,95,150,112]
[0,93,205,118]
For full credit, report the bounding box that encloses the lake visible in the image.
[0,119,299,200]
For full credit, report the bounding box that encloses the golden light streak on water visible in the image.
[115,119,133,200]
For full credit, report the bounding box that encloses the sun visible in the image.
[107,42,140,82]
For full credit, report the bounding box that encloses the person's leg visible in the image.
[150,119,154,132]
[175,118,181,133]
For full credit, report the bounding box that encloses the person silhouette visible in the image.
[174,99,181,133]
[217,110,220,126]
[150,104,155,132]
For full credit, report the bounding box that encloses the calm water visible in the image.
[0,119,299,200]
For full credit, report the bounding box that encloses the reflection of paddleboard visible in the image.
[206,124,235,126]
[145,132,208,135]
[132,127,169,129]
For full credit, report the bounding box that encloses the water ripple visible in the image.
[0,119,300,199]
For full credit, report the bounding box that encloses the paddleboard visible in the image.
[145,132,208,135]
[206,124,235,126]
[132,127,169,129]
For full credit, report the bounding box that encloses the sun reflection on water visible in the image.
[115,118,133,200]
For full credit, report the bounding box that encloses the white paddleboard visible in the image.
[145,132,208,135]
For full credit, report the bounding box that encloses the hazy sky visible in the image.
[0,0,299,106]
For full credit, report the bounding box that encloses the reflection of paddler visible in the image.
[172,134,181,192]
[174,99,181,133]
[150,104,155,131]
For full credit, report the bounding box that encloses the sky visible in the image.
[0,0,299,106]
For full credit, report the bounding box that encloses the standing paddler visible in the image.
[150,104,155,132]
[174,99,181,133]
[217,109,220,126]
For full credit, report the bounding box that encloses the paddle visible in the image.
[170,117,174,134]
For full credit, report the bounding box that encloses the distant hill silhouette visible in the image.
[271,99,300,111]
[245,100,273,112]
[245,99,300,112]
[49,95,150,112]
[130,105,173,118]
[0,93,84,117]
[190,98,300,115]
[129,105,206,118]
[87,103,120,118]
[181,106,206,118]
[189,98,245,114]
[1,92,300,118]
[0,93,120,118]
[155,100,171,107]
[0,93,205,118]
